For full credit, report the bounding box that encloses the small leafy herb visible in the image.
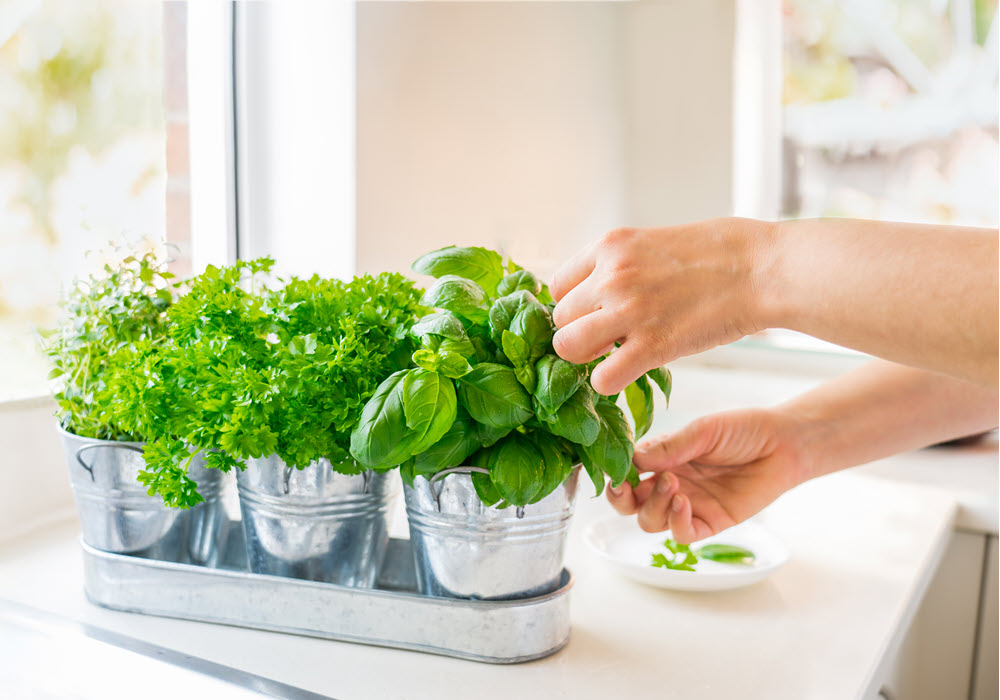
[651,538,756,571]
[351,245,672,507]
[111,260,425,508]
[41,250,178,441]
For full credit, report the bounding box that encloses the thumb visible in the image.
[633,417,717,472]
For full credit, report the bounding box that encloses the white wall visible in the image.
[355,0,736,281]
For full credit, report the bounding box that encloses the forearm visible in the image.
[758,219,998,388]
[782,360,998,481]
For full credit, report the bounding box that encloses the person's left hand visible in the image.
[607,407,814,543]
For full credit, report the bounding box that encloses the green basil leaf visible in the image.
[437,351,473,379]
[411,348,440,372]
[539,383,600,446]
[401,369,457,454]
[509,300,552,361]
[489,434,544,506]
[412,414,479,475]
[421,275,490,324]
[580,400,635,487]
[350,369,420,469]
[534,354,587,414]
[471,467,501,507]
[456,362,533,430]
[579,448,606,498]
[514,363,537,393]
[501,329,530,366]
[412,311,472,344]
[529,433,572,504]
[624,375,654,440]
[646,366,672,409]
[412,246,505,295]
[696,544,756,565]
[496,269,542,297]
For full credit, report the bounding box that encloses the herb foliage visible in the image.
[109,259,424,508]
[42,251,177,441]
[350,245,672,507]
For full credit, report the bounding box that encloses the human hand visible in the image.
[550,218,777,395]
[607,408,814,543]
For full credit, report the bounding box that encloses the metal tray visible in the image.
[81,524,573,664]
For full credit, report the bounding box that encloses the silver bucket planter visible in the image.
[236,456,397,587]
[59,426,227,565]
[403,466,580,601]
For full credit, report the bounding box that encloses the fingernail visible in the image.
[609,485,622,495]
[671,495,684,512]
[657,478,671,495]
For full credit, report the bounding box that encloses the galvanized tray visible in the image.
[81,525,573,664]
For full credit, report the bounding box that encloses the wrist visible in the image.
[774,399,841,484]
[748,217,796,332]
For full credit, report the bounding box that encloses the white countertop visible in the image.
[0,471,959,700]
[1,361,994,699]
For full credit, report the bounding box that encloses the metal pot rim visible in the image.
[56,423,144,448]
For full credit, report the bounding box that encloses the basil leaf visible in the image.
[421,275,490,324]
[437,352,472,379]
[529,433,572,504]
[350,369,418,469]
[412,246,505,295]
[471,466,501,507]
[647,366,672,409]
[624,375,654,440]
[539,383,601,446]
[534,354,587,414]
[501,329,530,367]
[509,300,552,361]
[696,544,756,565]
[411,311,470,344]
[456,363,532,430]
[489,433,544,506]
[487,290,538,345]
[412,414,479,475]
[580,400,635,487]
[514,363,537,393]
[496,269,542,297]
[401,369,457,454]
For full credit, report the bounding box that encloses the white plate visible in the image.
[583,516,789,592]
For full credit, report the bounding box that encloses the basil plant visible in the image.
[350,246,671,508]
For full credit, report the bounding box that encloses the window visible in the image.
[736,0,998,358]
[782,0,999,226]
[0,1,187,400]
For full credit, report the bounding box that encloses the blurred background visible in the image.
[1,0,997,400]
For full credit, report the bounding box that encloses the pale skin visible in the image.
[550,218,999,543]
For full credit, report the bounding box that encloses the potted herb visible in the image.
[350,246,670,599]
[121,259,424,586]
[42,251,225,563]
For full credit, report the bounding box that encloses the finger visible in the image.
[550,243,598,302]
[667,494,714,544]
[636,472,678,533]
[552,277,600,329]
[606,481,638,515]
[589,339,661,396]
[633,419,716,472]
[551,309,627,365]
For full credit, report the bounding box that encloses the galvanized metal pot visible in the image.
[236,456,397,587]
[403,466,580,600]
[59,426,226,565]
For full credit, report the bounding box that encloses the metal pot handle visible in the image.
[427,466,490,513]
[75,443,145,483]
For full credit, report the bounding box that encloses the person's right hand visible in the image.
[606,407,815,543]
[550,218,778,396]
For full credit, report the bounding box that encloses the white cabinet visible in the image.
[877,531,998,700]
[972,536,998,700]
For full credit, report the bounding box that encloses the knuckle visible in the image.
[600,227,637,249]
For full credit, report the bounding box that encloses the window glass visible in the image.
[0,1,179,400]
[782,0,998,226]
